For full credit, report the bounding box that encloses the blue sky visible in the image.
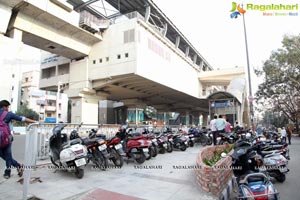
[153,0,300,93]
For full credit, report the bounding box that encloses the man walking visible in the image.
[286,127,292,145]
[0,100,37,179]
[210,115,218,145]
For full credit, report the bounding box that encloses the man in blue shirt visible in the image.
[0,100,37,179]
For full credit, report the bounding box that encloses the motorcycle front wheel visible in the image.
[94,150,108,170]
[111,148,123,167]
[275,171,286,182]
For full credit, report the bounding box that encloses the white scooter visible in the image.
[49,124,88,178]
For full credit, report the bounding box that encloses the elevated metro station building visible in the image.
[0,0,250,127]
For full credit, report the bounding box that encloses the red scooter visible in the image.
[116,128,151,164]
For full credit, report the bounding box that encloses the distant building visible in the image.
[21,70,68,122]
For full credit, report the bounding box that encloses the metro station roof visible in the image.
[67,0,212,69]
[207,77,246,104]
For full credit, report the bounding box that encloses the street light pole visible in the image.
[56,81,62,123]
[242,5,254,130]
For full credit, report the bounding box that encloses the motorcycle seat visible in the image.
[70,138,82,145]
[62,142,70,149]
[261,150,281,157]
[106,136,117,143]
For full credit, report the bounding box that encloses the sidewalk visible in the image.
[0,146,216,200]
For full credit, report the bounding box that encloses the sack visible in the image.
[0,111,11,148]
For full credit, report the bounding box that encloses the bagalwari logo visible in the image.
[230,2,246,18]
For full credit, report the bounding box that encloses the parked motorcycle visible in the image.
[49,124,88,178]
[69,128,109,170]
[166,132,188,151]
[231,141,280,199]
[116,127,151,164]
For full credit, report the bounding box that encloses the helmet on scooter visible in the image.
[70,130,79,140]
[88,129,97,138]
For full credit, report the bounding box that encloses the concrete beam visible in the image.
[145,5,151,22]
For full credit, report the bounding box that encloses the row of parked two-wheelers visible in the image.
[48,125,211,179]
[231,133,290,199]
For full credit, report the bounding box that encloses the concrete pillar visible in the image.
[193,54,197,64]
[163,23,168,37]
[185,112,190,126]
[199,59,204,71]
[185,46,190,57]
[69,95,100,124]
[175,36,180,49]
[8,28,23,41]
[0,4,11,35]
[202,113,209,127]
[99,100,115,124]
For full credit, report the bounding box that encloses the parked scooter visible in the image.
[70,129,109,170]
[231,141,280,199]
[49,124,88,178]
[89,129,124,168]
[233,140,289,183]
[116,127,151,164]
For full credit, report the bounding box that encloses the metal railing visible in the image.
[22,122,189,199]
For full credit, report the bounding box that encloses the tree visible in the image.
[255,34,300,134]
[14,104,39,126]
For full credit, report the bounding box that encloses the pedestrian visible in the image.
[286,127,292,145]
[225,119,232,134]
[281,127,287,143]
[0,100,37,179]
[215,115,226,134]
[209,114,218,145]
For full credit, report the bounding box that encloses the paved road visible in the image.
[273,136,300,200]
[1,135,299,200]
[0,137,215,200]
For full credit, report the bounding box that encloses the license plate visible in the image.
[169,139,173,142]
[163,143,168,148]
[152,139,157,142]
[191,138,195,140]
[115,144,122,150]
[185,142,188,145]
[142,148,149,152]
[75,158,86,167]
[98,144,107,151]
[280,167,288,173]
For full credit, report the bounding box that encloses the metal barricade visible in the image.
[22,122,120,200]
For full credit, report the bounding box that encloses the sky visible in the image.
[153,0,300,92]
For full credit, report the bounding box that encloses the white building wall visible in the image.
[88,19,137,79]
[136,22,201,98]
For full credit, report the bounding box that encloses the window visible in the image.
[25,77,28,82]
[11,98,13,103]
[125,53,129,58]
[106,57,109,62]
[12,86,14,90]
[99,58,102,63]
[124,29,135,43]
[47,113,51,117]
[93,60,96,64]
[117,54,121,59]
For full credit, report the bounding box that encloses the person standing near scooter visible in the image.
[209,115,218,145]
[215,115,226,134]
[0,100,37,179]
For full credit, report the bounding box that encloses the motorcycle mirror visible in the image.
[221,152,227,158]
